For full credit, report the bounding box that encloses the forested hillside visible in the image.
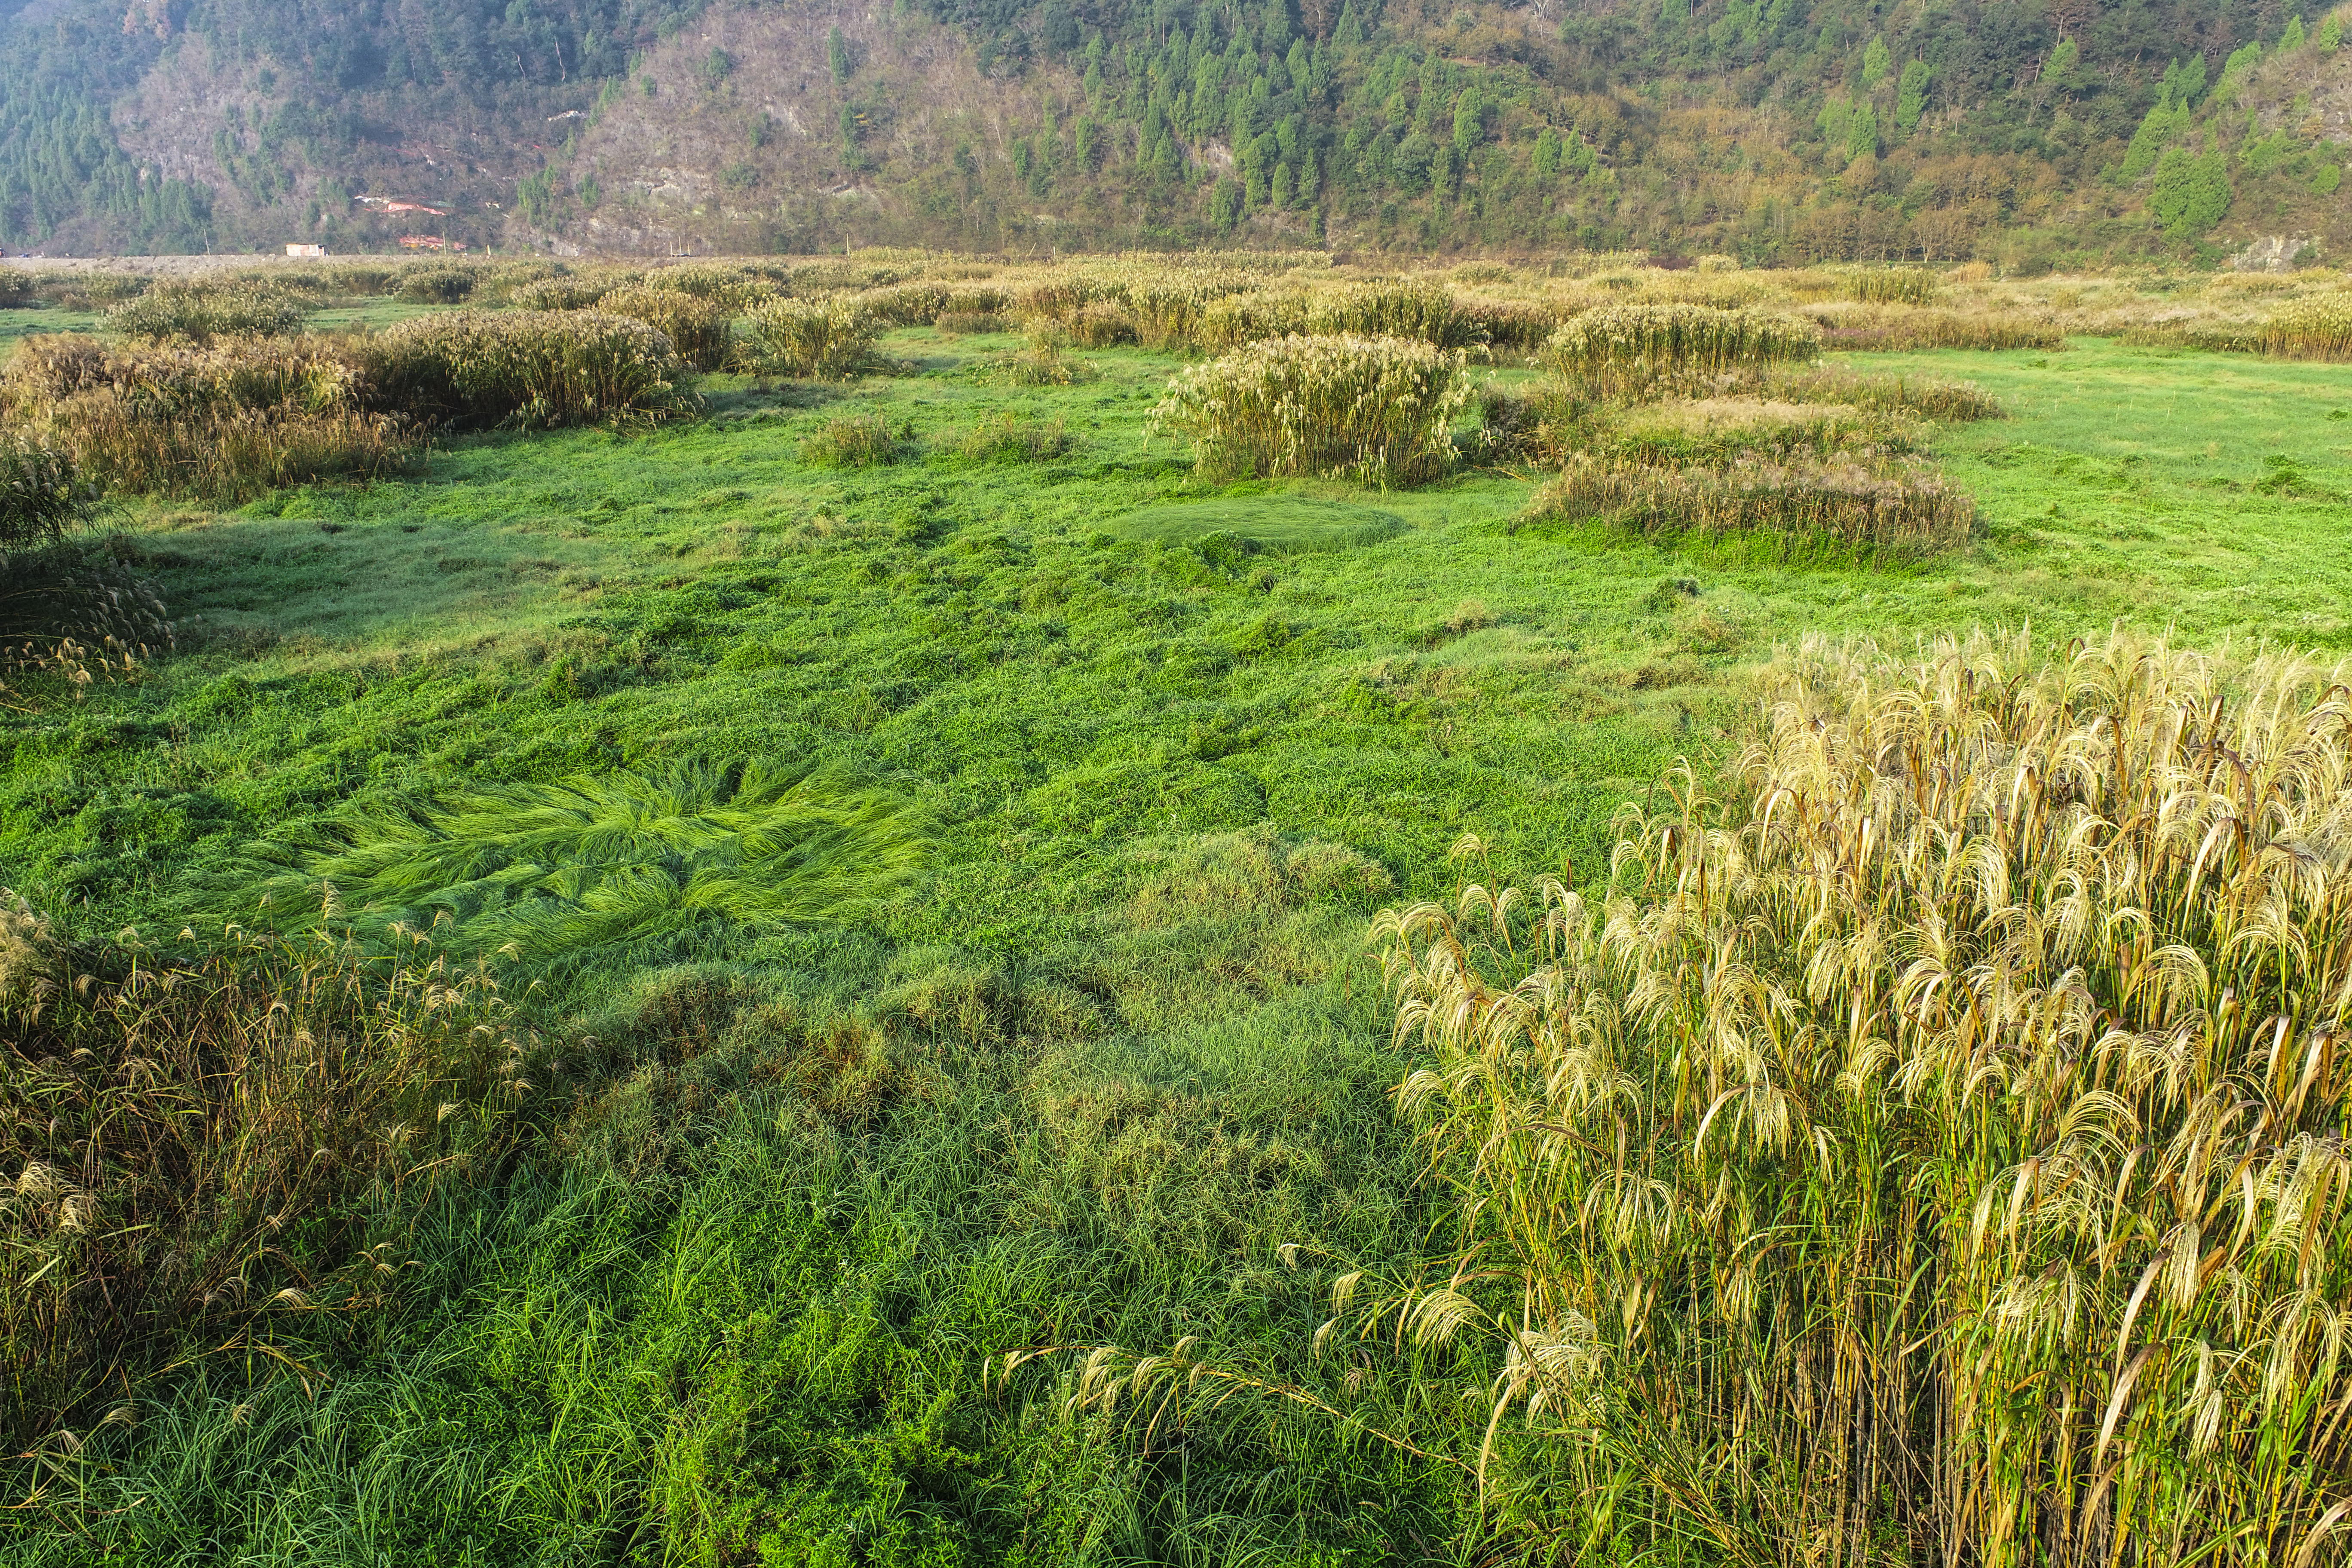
[1,0,2347,262]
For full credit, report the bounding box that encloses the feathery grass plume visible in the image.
[0,435,93,552]
[1363,628,2352,1563]
[1844,265,1941,305]
[594,285,735,372]
[1541,303,1820,401]
[0,900,534,1449]
[1521,449,1974,548]
[956,412,1069,463]
[2256,294,2352,360]
[799,411,905,468]
[99,281,309,344]
[1150,333,1473,487]
[739,294,884,380]
[246,759,925,967]
[364,310,695,431]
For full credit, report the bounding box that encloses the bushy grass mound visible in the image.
[1150,333,1473,487]
[1542,303,1821,400]
[0,904,533,1448]
[99,281,309,344]
[594,286,735,373]
[740,295,883,380]
[2257,294,2352,360]
[367,309,695,431]
[1522,448,1973,548]
[1,335,413,501]
[1843,265,1940,305]
[1599,396,1921,466]
[799,412,905,468]
[1366,628,2352,1560]
[0,435,89,553]
[390,264,478,305]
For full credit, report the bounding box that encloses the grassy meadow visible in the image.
[4,257,2352,1565]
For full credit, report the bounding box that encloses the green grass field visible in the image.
[5,326,2351,1564]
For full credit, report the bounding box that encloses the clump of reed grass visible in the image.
[1068,301,1139,346]
[1817,305,2065,351]
[1305,279,1485,349]
[99,281,309,344]
[391,263,478,304]
[1521,448,1973,548]
[366,310,695,431]
[992,337,1097,386]
[935,309,1008,336]
[957,413,1069,464]
[0,435,93,552]
[1355,628,2352,1564]
[2,334,416,500]
[0,273,36,309]
[1600,396,1922,465]
[739,295,884,380]
[1542,303,1820,401]
[1844,265,1940,305]
[638,262,774,309]
[2256,293,2352,360]
[1151,333,1473,488]
[800,412,906,468]
[1764,365,2006,420]
[594,285,735,372]
[0,903,536,1449]
[509,270,640,312]
[244,759,925,969]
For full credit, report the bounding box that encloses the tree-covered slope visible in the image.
[1,0,2347,261]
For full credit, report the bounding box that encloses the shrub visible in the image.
[1844,266,1940,305]
[799,412,906,468]
[739,295,883,379]
[366,310,695,430]
[2257,293,2352,359]
[1150,334,1473,487]
[391,263,479,304]
[957,413,1070,463]
[1520,449,1974,548]
[595,285,735,372]
[99,281,309,343]
[1366,628,2352,1560]
[1542,303,1820,400]
[0,904,533,1446]
[0,436,94,552]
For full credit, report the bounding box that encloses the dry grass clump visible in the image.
[636,262,774,309]
[740,295,884,380]
[1816,304,2066,351]
[1844,265,1941,305]
[1305,280,1484,349]
[367,310,695,431]
[1542,303,1821,401]
[594,285,735,372]
[0,904,536,1448]
[508,270,640,312]
[1150,333,1472,488]
[0,273,37,309]
[1765,365,2006,420]
[1521,448,1973,548]
[2,334,415,500]
[991,338,1097,386]
[390,263,479,305]
[1366,628,2352,1562]
[935,310,1008,336]
[957,412,1070,464]
[1600,396,1921,466]
[2256,293,2352,360]
[99,281,309,344]
[799,412,905,468]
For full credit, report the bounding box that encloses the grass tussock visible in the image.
[1843,265,1941,305]
[1522,448,1974,548]
[1542,303,1821,401]
[593,285,735,373]
[1599,396,1922,465]
[98,281,309,344]
[1818,305,2066,351]
[1363,629,2352,1561]
[1151,333,1473,487]
[740,295,884,380]
[957,412,1070,464]
[799,412,906,468]
[0,435,91,553]
[391,264,478,305]
[992,338,1097,386]
[0,903,534,1449]
[367,310,695,431]
[1765,365,2006,420]
[2257,293,2352,360]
